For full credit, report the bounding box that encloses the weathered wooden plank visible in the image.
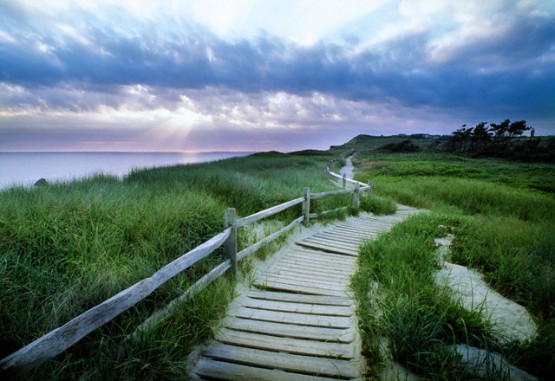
[237,216,303,261]
[327,225,377,235]
[0,228,231,374]
[275,254,355,269]
[236,197,304,228]
[289,248,357,264]
[272,260,354,279]
[255,275,347,292]
[253,282,347,298]
[297,241,359,256]
[273,253,355,268]
[276,260,355,277]
[342,222,383,228]
[255,276,349,295]
[131,259,231,337]
[193,357,342,381]
[314,232,363,244]
[323,229,371,239]
[229,307,353,328]
[253,281,348,297]
[215,328,356,358]
[277,257,355,272]
[298,242,359,257]
[266,262,351,277]
[203,343,361,378]
[302,237,360,251]
[275,253,354,266]
[330,225,379,234]
[320,227,371,238]
[247,290,352,306]
[297,239,359,253]
[223,317,355,342]
[241,298,353,316]
[327,171,344,180]
[271,263,351,279]
[260,270,350,288]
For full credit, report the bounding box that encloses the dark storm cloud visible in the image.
[1,1,554,122]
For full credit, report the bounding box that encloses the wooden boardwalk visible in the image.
[190,206,418,380]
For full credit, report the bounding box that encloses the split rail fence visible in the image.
[0,155,371,376]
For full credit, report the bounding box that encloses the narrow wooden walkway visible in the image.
[190,206,418,380]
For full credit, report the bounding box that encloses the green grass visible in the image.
[1,152,354,379]
[351,150,555,379]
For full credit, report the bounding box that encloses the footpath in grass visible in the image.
[351,150,554,380]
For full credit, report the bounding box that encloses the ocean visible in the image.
[0,151,253,190]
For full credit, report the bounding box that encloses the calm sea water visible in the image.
[0,152,252,190]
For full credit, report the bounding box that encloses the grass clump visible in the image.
[352,214,492,379]
[1,151,354,379]
[351,150,555,379]
[359,193,397,215]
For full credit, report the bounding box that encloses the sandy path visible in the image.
[340,155,355,179]
[434,236,537,344]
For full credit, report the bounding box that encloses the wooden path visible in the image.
[190,206,418,380]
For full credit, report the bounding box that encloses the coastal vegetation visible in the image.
[351,144,555,379]
[1,133,553,379]
[0,152,359,379]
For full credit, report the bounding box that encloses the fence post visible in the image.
[302,187,311,227]
[224,208,237,277]
[367,179,372,192]
[342,173,346,188]
[353,182,360,208]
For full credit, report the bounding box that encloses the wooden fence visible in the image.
[0,155,371,376]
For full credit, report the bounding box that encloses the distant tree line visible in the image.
[444,119,555,162]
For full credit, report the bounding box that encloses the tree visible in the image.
[469,122,491,152]
[445,119,532,157]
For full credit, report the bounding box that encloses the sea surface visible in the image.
[0,151,253,190]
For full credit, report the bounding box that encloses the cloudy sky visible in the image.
[1,0,554,152]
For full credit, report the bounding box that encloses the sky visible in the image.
[1,0,554,152]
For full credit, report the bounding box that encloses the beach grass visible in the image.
[0,151,353,379]
[352,150,555,379]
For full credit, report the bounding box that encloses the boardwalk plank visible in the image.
[191,207,420,380]
[314,232,363,244]
[302,237,360,251]
[254,275,347,292]
[296,241,358,256]
[247,290,352,306]
[192,357,344,381]
[241,298,353,316]
[223,318,355,342]
[203,343,361,378]
[215,328,356,358]
[271,263,351,278]
[260,269,350,286]
[271,258,354,272]
[229,307,353,328]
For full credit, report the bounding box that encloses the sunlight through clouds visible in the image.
[0,0,553,151]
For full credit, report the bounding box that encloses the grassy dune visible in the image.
[352,150,555,379]
[0,152,361,380]
[3,142,552,379]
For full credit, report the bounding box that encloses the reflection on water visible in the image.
[0,152,252,189]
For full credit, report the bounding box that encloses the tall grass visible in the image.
[1,152,352,379]
[352,150,555,379]
[352,214,492,379]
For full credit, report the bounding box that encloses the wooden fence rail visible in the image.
[0,228,231,375]
[1,152,371,376]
